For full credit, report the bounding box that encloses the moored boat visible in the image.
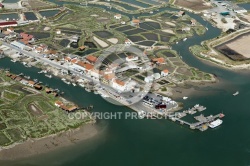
[24,75,30,79]
[183,96,188,100]
[209,119,223,128]
[45,74,52,78]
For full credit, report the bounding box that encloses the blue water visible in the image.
[0,13,19,20]
[39,10,60,18]
[239,3,250,10]
[3,0,19,3]
[24,12,38,20]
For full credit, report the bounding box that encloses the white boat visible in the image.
[209,119,223,128]
[100,93,109,98]
[85,88,91,92]
[176,42,178,44]
[45,74,52,78]
[149,11,153,14]
[11,59,16,63]
[183,38,187,41]
[64,81,71,85]
[61,78,66,81]
[183,96,188,100]
[79,83,85,88]
[138,110,146,119]
[233,91,239,96]
[24,75,30,79]
[72,83,77,86]
[206,27,208,30]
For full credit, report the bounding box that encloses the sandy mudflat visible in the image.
[0,123,97,160]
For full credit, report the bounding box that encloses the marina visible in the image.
[169,104,222,131]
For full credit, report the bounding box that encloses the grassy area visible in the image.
[0,71,93,147]
[0,131,11,146]
[3,90,20,101]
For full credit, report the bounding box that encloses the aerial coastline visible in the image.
[0,0,249,163]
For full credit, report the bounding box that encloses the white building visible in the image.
[89,69,101,78]
[144,75,154,83]
[56,29,61,35]
[161,69,169,77]
[20,79,28,85]
[112,79,126,92]
[125,39,132,45]
[10,41,26,50]
[114,14,122,19]
[126,55,138,62]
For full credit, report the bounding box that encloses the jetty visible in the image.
[172,113,224,131]
[169,104,223,131]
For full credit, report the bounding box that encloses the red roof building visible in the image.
[0,21,17,28]
[20,32,34,41]
[86,55,97,64]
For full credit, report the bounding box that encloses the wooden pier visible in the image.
[169,104,224,131]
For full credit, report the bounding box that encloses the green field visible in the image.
[0,71,94,147]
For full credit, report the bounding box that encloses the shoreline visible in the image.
[0,122,97,160]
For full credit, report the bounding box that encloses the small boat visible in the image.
[45,74,52,78]
[54,88,60,92]
[85,88,91,92]
[11,59,16,63]
[149,11,153,14]
[18,73,24,76]
[72,83,77,86]
[219,113,225,118]
[209,119,223,128]
[94,90,99,94]
[38,71,43,74]
[233,91,239,96]
[183,38,187,41]
[100,93,109,98]
[138,110,146,119]
[61,78,66,81]
[24,75,30,79]
[176,42,178,44]
[63,80,70,85]
[183,96,188,100]
[79,83,85,88]
[33,79,38,82]
[206,27,208,30]
[39,81,43,84]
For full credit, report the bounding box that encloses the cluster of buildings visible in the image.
[5,73,42,90]
[0,27,58,58]
[65,54,138,92]
[54,100,78,113]
[143,93,177,110]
